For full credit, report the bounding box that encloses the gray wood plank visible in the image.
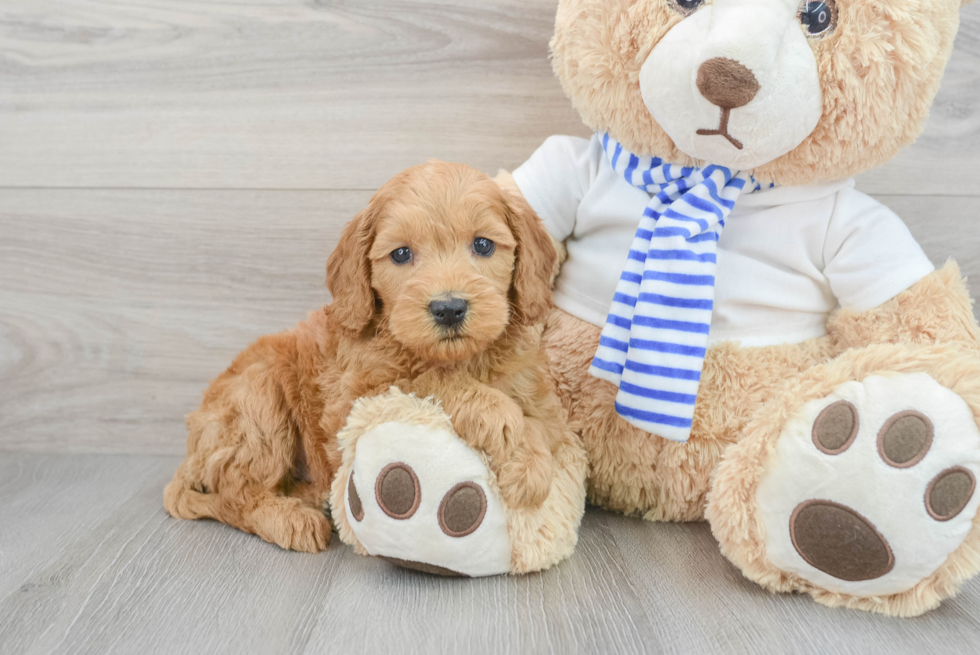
[0,454,350,655]
[1,453,979,655]
[0,454,174,599]
[1,1,977,194]
[0,189,366,454]
[1,189,978,455]
[608,515,980,655]
[302,509,661,654]
[0,0,587,191]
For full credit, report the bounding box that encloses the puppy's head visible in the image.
[327,161,556,362]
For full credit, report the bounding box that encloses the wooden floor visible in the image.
[2,1,980,653]
[2,454,980,655]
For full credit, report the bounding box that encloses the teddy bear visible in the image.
[335,0,980,616]
[501,0,980,616]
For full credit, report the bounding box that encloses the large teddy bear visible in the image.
[336,0,980,616]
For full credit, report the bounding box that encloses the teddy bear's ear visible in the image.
[326,195,384,334]
[502,189,558,327]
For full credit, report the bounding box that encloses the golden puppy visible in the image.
[164,161,564,552]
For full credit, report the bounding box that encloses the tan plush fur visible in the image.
[541,262,980,614]
[329,388,588,573]
[522,0,979,615]
[704,264,980,616]
[551,0,963,186]
[165,160,569,552]
[706,342,980,616]
[544,305,837,522]
[330,389,460,557]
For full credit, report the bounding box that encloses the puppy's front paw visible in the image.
[497,450,554,510]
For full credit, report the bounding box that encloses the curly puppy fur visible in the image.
[164,161,563,552]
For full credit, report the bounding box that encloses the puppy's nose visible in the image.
[429,297,468,328]
[696,57,760,110]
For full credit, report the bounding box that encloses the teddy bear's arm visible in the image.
[828,262,980,351]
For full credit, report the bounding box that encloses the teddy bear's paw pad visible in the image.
[343,421,511,577]
[758,373,980,596]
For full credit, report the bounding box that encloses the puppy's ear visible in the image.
[326,199,382,333]
[503,190,557,326]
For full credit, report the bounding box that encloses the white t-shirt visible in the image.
[513,134,935,347]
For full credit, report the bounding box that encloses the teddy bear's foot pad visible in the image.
[757,373,980,596]
[342,420,512,577]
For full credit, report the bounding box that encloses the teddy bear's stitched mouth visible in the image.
[696,108,744,150]
[691,57,759,151]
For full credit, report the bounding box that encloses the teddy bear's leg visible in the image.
[329,388,587,576]
[708,341,980,616]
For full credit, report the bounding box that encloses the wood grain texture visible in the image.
[0,0,587,191]
[1,189,978,455]
[0,1,978,193]
[1,453,978,655]
[0,189,365,454]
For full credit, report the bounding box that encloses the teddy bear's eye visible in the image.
[671,0,705,15]
[390,247,413,264]
[799,0,836,37]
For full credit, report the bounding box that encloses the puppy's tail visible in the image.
[164,469,218,521]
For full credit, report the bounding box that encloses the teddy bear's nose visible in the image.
[696,57,760,110]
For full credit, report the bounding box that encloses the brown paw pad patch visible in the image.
[348,473,364,522]
[380,556,467,577]
[926,467,976,521]
[790,500,895,581]
[438,482,487,538]
[812,400,859,455]
[375,463,421,520]
[877,410,933,468]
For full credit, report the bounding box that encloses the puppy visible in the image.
[164,161,565,552]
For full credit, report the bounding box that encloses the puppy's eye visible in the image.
[670,0,705,15]
[799,0,835,37]
[390,247,412,264]
[473,237,495,257]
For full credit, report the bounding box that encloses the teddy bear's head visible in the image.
[551,0,965,184]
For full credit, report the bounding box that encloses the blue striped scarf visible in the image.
[589,133,765,442]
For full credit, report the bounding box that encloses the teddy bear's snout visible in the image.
[638,0,824,168]
[696,57,760,110]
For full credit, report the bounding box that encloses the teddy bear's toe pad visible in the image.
[758,373,980,596]
[343,421,512,577]
[789,500,894,582]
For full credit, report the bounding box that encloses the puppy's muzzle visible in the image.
[429,297,468,329]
